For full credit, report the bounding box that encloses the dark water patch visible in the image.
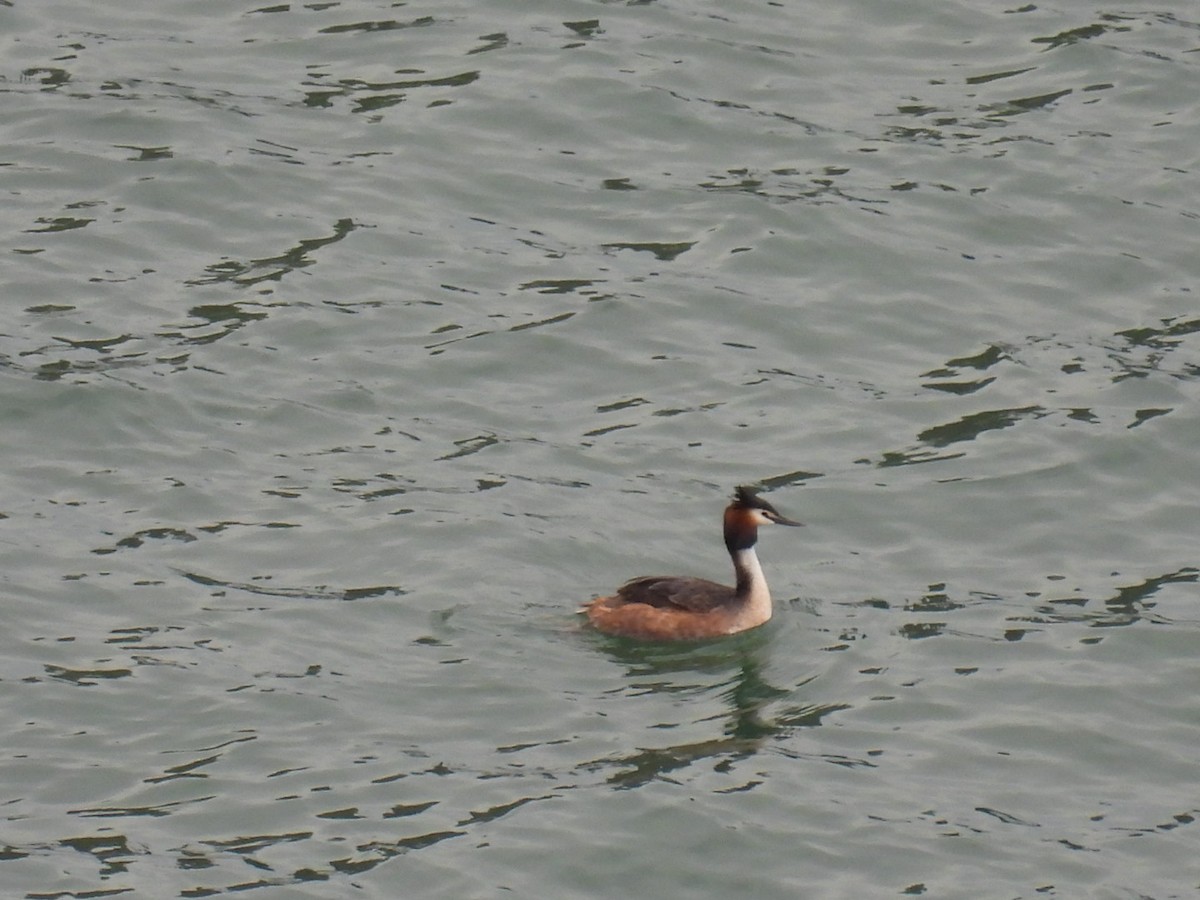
[318,15,436,36]
[898,622,945,640]
[70,796,214,818]
[596,738,758,790]
[43,664,134,686]
[144,754,220,784]
[985,88,1074,118]
[457,794,556,826]
[304,68,479,115]
[202,831,313,855]
[115,144,173,162]
[583,422,637,438]
[25,215,94,234]
[195,521,301,535]
[924,344,1010,376]
[382,800,438,819]
[53,334,135,353]
[468,32,509,56]
[759,470,825,489]
[1117,315,1200,351]
[602,241,696,261]
[976,805,1040,827]
[922,375,995,395]
[94,527,199,555]
[337,828,465,873]
[1030,567,1199,627]
[917,406,1046,449]
[508,311,575,332]
[877,448,966,469]
[1031,22,1115,51]
[315,806,363,820]
[56,833,139,878]
[518,278,601,294]
[563,19,603,40]
[966,67,1038,86]
[437,433,500,461]
[1102,567,1198,623]
[1127,407,1171,428]
[187,218,361,288]
[596,397,648,414]
[178,570,406,603]
[699,164,888,205]
[105,625,187,647]
[904,583,963,614]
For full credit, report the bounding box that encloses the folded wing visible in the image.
[615,575,736,613]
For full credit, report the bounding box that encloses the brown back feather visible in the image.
[616,575,737,613]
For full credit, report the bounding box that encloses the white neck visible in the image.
[730,546,772,631]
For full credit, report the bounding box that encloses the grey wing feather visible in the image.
[616,576,735,613]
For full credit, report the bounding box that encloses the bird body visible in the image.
[582,486,801,641]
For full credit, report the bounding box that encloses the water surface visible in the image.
[2,1,1199,897]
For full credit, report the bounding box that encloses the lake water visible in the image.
[2,1,1199,897]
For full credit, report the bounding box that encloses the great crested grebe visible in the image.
[582,486,802,641]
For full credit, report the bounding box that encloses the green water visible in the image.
[2,1,1199,897]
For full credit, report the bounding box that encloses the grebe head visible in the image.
[724,485,802,552]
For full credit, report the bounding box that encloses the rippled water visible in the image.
[2,1,1199,897]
